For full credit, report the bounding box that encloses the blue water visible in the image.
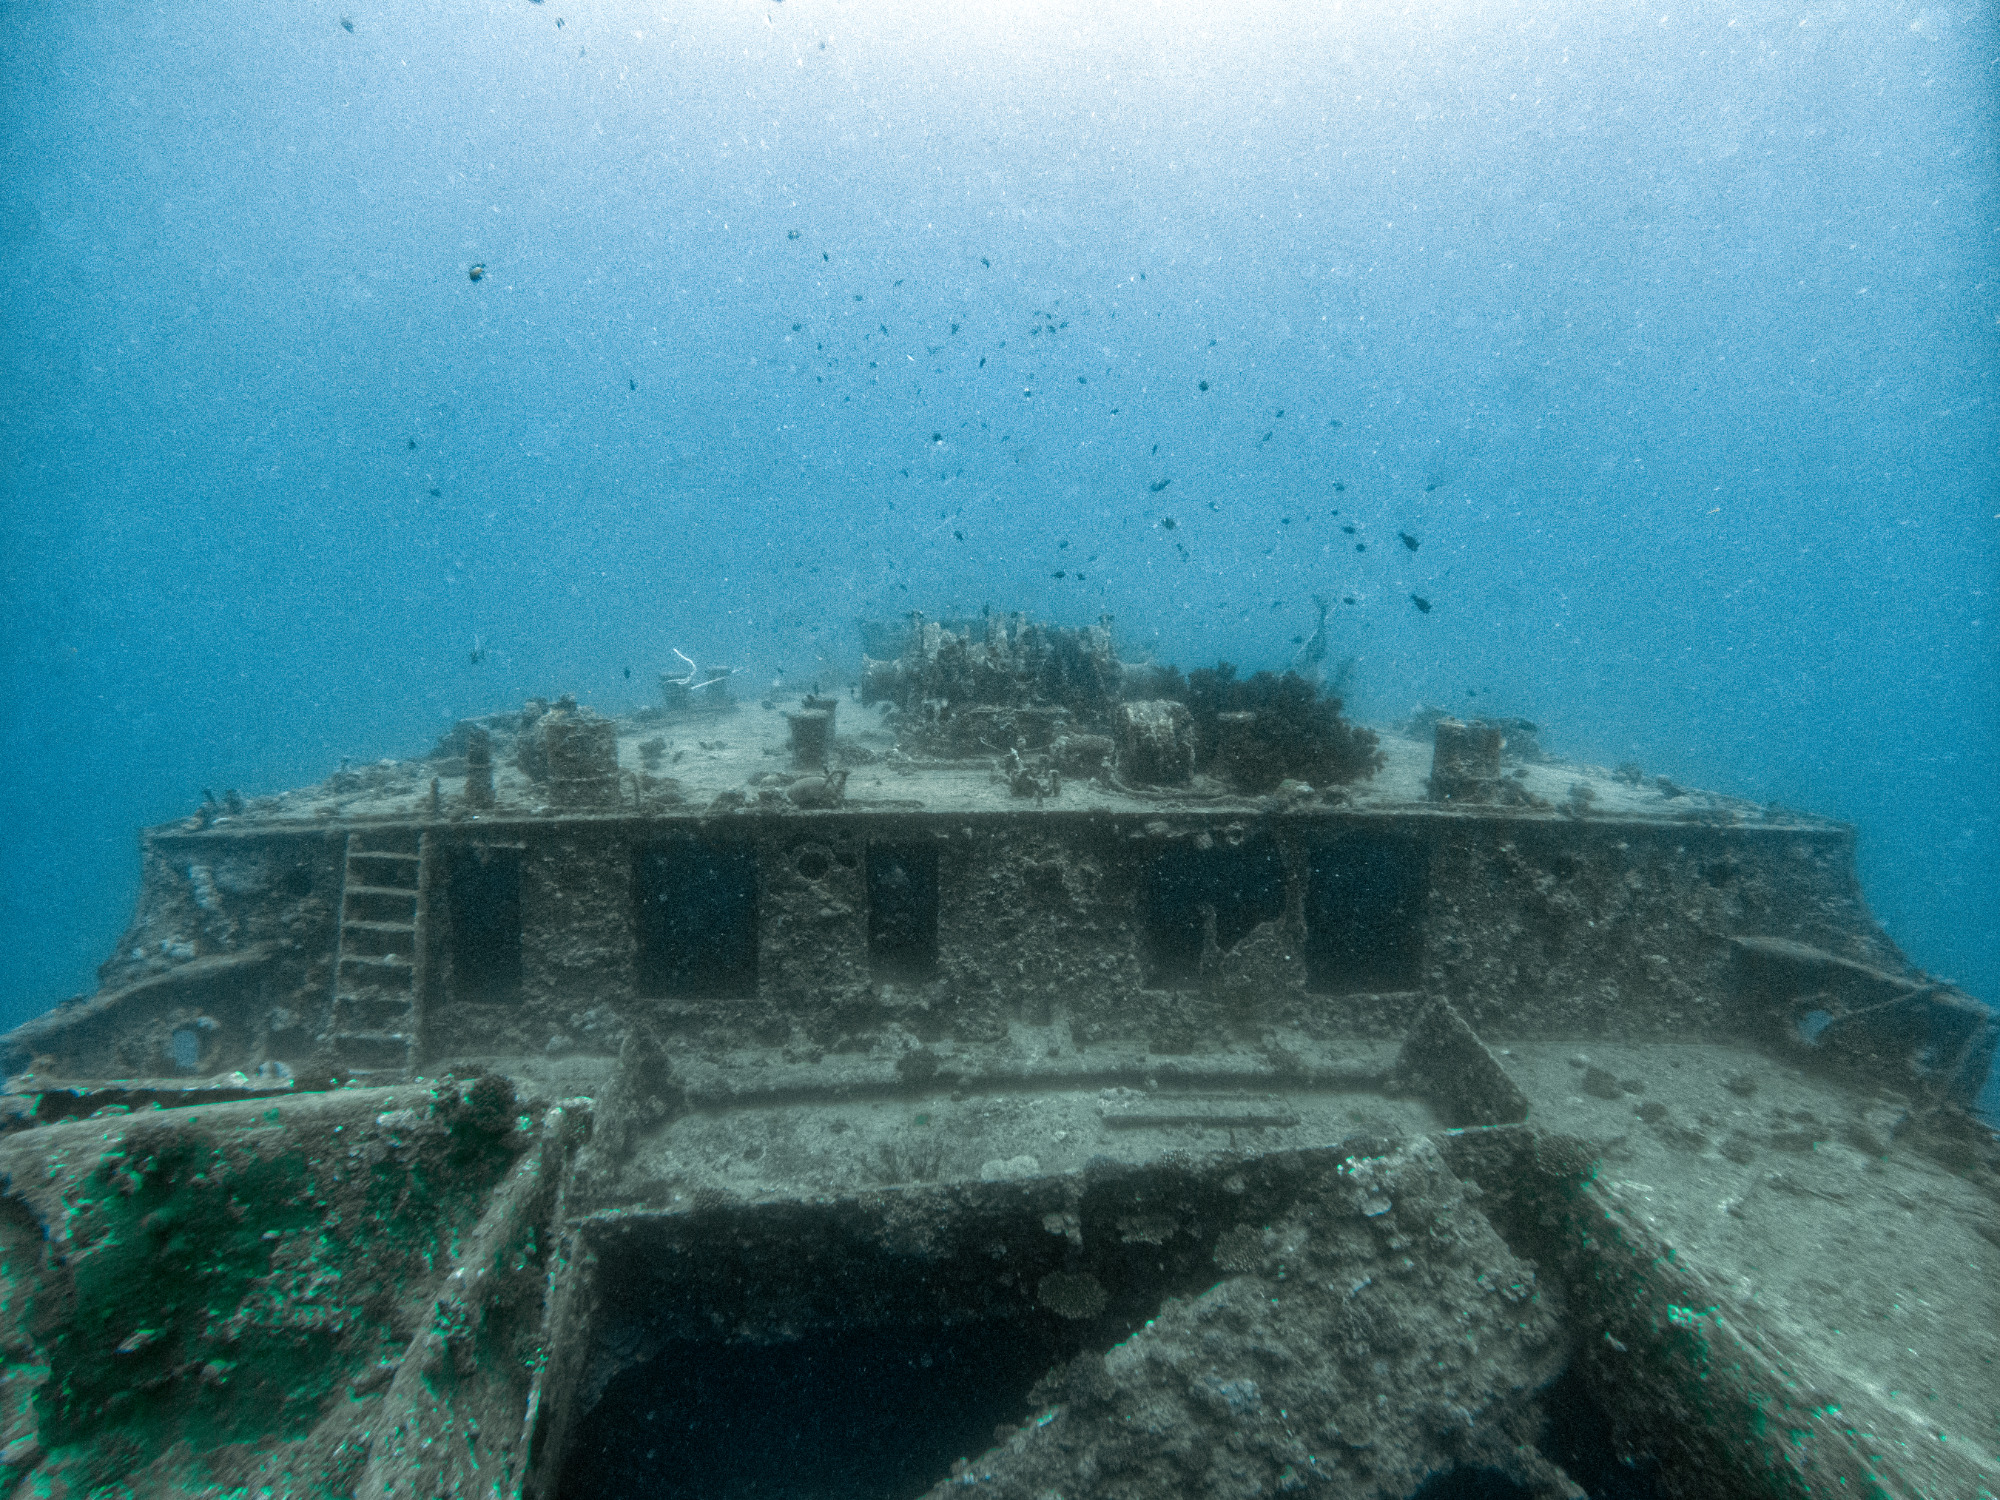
[2,0,1995,1062]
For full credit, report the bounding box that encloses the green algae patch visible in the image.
[40,1140,335,1453]
[20,1090,525,1496]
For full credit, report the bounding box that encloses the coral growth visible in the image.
[1179,664,1383,793]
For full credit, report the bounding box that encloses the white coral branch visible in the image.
[665,648,739,692]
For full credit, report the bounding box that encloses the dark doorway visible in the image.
[558,1322,1067,1500]
[448,845,522,1001]
[1304,835,1428,992]
[1141,836,1286,986]
[635,837,759,998]
[867,842,940,981]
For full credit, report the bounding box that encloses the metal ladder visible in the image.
[328,828,428,1081]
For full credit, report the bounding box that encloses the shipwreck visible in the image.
[0,612,1994,1500]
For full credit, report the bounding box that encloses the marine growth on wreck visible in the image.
[1,612,1994,1500]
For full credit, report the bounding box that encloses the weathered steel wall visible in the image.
[7,809,1884,1081]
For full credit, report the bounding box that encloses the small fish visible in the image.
[1399,531,1420,551]
[1160,516,1177,531]
[953,529,964,541]
[1355,543,1366,552]
[629,379,636,391]
[1334,482,1345,492]
[624,667,632,680]
[788,229,801,239]
[407,438,417,450]
[340,17,354,31]
[1051,570,1066,578]
[468,264,485,282]
[1342,525,1356,535]
[1342,596,1356,605]
[1259,430,1273,443]
[1410,594,1431,613]
[428,488,440,497]
[1149,478,1172,493]
[981,257,991,267]
[469,636,485,665]
[1198,380,1209,392]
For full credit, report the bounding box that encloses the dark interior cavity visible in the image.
[1538,1364,1667,1499]
[557,1321,1067,1500]
[447,844,523,1001]
[634,836,759,998]
[1408,1469,1536,1500]
[867,841,940,981]
[562,1157,1358,1498]
[1142,835,1285,985]
[1304,834,1429,992]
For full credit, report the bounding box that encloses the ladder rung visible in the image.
[343,919,416,935]
[349,851,421,863]
[344,884,419,900]
[340,952,413,969]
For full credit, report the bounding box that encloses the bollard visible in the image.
[464,727,495,809]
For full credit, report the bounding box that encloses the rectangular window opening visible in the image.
[1304,836,1429,993]
[867,842,940,981]
[1141,836,1285,988]
[449,845,523,1002]
[635,837,759,999]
